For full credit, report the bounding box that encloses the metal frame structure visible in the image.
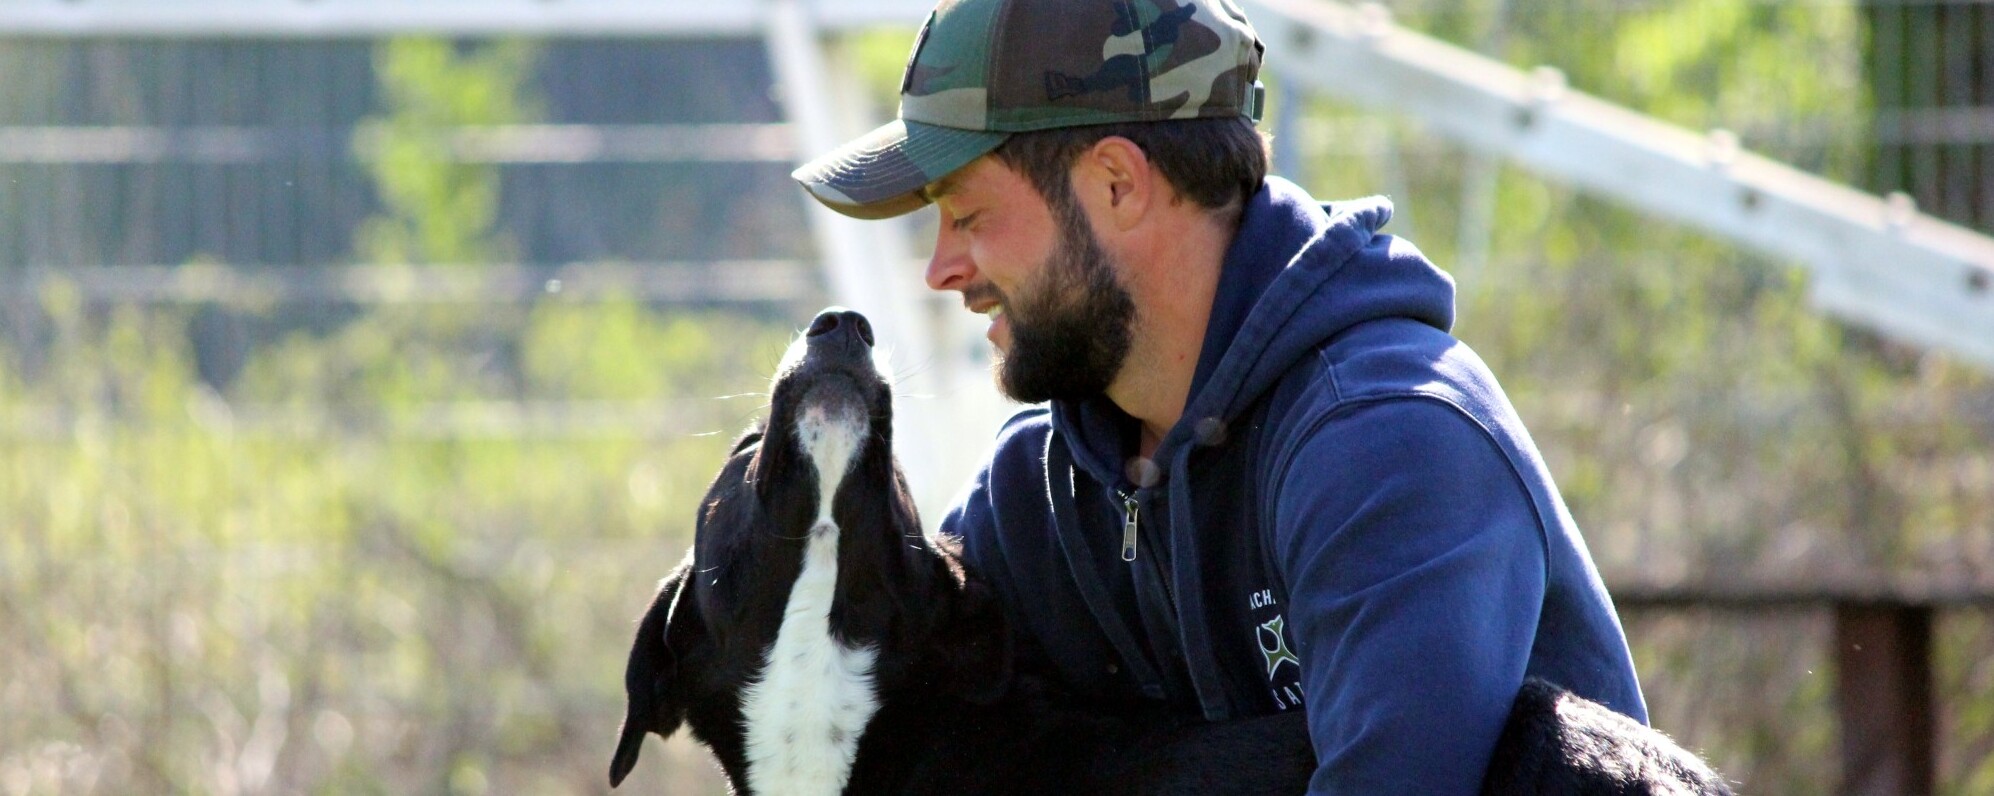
[9,0,1992,526]
[1248,0,1994,369]
[7,0,1988,374]
[0,0,914,36]
[8,1,1993,792]
[0,123,798,164]
[0,0,1014,523]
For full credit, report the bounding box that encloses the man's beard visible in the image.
[990,199,1136,404]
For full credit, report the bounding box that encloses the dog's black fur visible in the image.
[610,308,1731,795]
[1480,679,1734,796]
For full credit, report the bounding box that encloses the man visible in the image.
[791,0,1647,792]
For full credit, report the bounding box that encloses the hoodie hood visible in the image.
[1051,176,1456,491]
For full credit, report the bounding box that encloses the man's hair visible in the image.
[990,117,1271,219]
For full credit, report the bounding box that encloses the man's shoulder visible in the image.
[945,406,1063,572]
[1253,324,1533,493]
[953,405,1056,523]
[1271,320,1511,425]
[987,405,1054,466]
[993,404,1051,440]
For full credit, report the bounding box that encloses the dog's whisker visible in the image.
[729,403,775,429]
[889,356,936,384]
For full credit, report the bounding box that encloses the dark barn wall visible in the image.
[0,37,809,269]
[1866,0,1994,233]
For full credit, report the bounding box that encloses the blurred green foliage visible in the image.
[0,284,784,794]
[0,39,780,795]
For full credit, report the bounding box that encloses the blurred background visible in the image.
[2,0,1992,794]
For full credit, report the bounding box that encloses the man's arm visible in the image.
[1271,397,1548,795]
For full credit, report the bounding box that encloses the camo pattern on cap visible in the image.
[901,0,1262,131]
[794,119,1006,216]
[794,0,1264,219]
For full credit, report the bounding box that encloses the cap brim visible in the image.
[792,119,1009,220]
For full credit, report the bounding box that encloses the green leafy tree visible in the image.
[353,38,538,266]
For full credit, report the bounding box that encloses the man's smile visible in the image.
[980,303,1009,346]
[963,287,1011,348]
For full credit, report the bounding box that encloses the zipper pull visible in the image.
[1120,494,1140,562]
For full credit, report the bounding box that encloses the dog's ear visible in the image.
[609,551,706,788]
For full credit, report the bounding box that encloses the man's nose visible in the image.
[925,222,975,293]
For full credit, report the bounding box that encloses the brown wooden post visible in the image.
[1834,603,1935,796]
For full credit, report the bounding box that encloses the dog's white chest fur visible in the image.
[739,404,880,796]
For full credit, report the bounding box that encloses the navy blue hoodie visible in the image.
[939,177,1648,794]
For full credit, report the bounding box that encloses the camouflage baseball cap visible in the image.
[793,0,1265,220]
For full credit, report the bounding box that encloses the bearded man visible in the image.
[791,0,1648,792]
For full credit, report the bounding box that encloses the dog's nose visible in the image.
[806,308,874,348]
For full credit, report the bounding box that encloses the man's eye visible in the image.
[951,211,981,232]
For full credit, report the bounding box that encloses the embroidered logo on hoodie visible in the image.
[1256,614,1301,678]
[1250,589,1306,709]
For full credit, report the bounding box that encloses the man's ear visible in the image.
[608,550,706,788]
[1074,135,1155,231]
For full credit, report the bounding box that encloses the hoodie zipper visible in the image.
[1118,491,1140,561]
[1117,486,1192,706]
[1118,489,1178,610]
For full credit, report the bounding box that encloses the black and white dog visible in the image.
[609,307,1732,796]
[608,307,1311,795]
